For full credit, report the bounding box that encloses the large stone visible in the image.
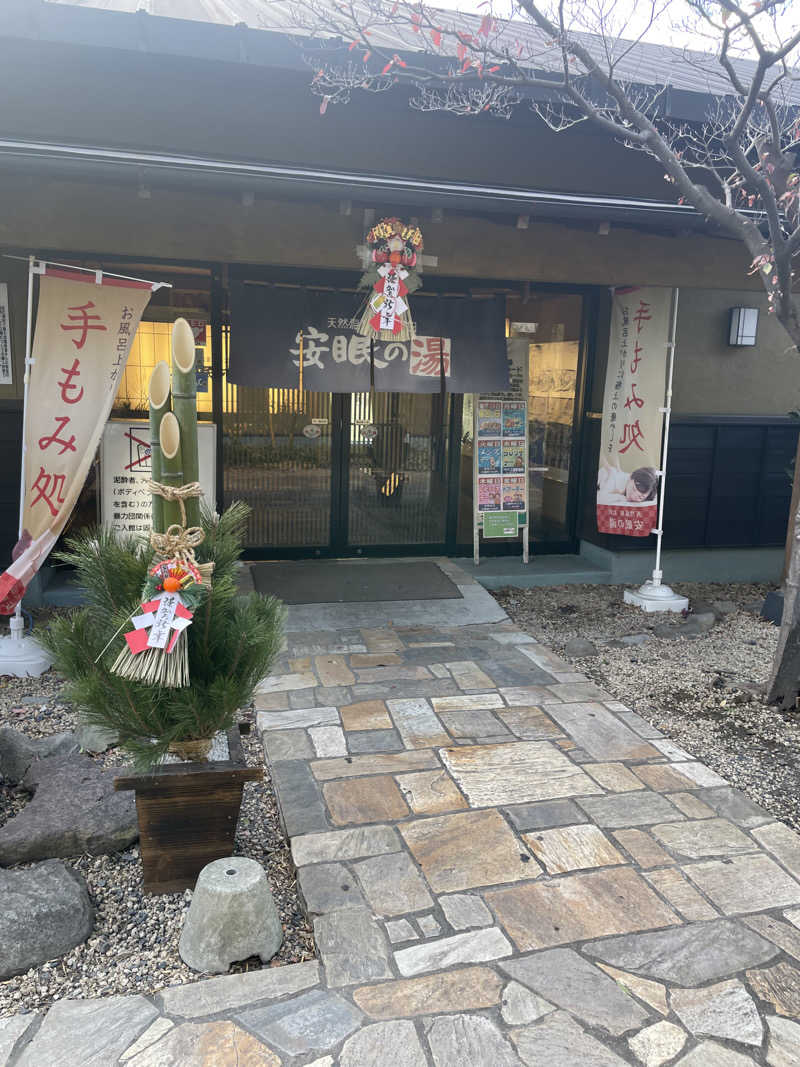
[627,1022,686,1067]
[157,961,320,1018]
[0,860,94,978]
[746,961,800,1017]
[440,741,601,806]
[179,857,282,974]
[425,1014,523,1067]
[16,995,159,1067]
[511,1011,628,1066]
[564,638,599,658]
[766,1016,800,1067]
[291,825,402,867]
[353,852,433,916]
[651,818,755,858]
[394,926,512,976]
[314,907,393,986]
[353,966,502,1018]
[501,948,650,1035]
[339,1020,427,1067]
[671,980,762,1046]
[235,989,362,1055]
[0,1014,40,1063]
[0,726,78,785]
[577,791,684,828]
[674,1041,758,1066]
[584,919,778,985]
[685,853,800,913]
[0,753,137,864]
[543,702,658,760]
[124,1021,280,1066]
[401,808,537,892]
[297,862,366,915]
[76,720,118,754]
[523,824,625,874]
[324,774,410,825]
[487,867,679,951]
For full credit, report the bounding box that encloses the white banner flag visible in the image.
[0,267,155,613]
[597,286,672,538]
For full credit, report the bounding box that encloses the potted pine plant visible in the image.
[40,320,284,892]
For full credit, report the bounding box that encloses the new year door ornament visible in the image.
[357,218,424,342]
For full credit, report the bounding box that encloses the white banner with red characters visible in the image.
[597,286,672,537]
[0,266,156,614]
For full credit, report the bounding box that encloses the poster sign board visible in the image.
[473,341,529,562]
[100,419,216,537]
[0,283,11,386]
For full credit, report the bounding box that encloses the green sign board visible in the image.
[482,511,519,538]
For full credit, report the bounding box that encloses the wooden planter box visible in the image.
[115,727,262,895]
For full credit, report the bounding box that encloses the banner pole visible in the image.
[624,286,688,613]
[13,256,36,626]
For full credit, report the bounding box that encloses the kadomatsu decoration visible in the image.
[357,217,424,341]
[40,317,285,768]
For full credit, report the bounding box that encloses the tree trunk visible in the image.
[768,496,800,708]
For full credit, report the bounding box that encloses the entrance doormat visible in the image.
[251,561,463,605]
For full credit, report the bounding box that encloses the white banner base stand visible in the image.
[624,578,688,614]
[0,615,53,677]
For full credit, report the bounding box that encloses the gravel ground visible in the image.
[0,672,314,1015]
[494,581,800,833]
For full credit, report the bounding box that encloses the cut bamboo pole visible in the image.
[159,411,184,529]
[148,360,171,533]
[171,318,201,528]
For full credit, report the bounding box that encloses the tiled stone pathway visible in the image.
[5,616,800,1064]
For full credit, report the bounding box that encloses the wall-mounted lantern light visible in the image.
[729,306,759,346]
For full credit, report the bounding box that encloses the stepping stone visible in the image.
[291,825,402,867]
[401,809,537,892]
[123,1021,280,1066]
[627,1021,686,1067]
[235,989,362,1056]
[500,981,554,1025]
[425,1014,523,1067]
[523,824,625,874]
[440,741,601,807]
[511,1010,628,1066]
[685,854,800,914]
[353,967,503,1019]
[157,961,320,1018]
[577,791,683,829]
[298,862,366,916]
[496,706,562,740]
[671,980,762,1046]
[340,1020,426,1067]
[766,1016,800,1067]
[395,770,467,815]
[16,995,159,1067]
[440,893,493,930]
[746,961,800,1017]
[650,818,755,859]
[314,907,392,987]
[487,867,679,951]
[543,702,658,760]
[0,755,137,864]
[674,1041,758,1065]
[324,775,409,825]
[504,799,588,832]
[0,860,94,979]
[394,926,512,976]
[353,852,433,916]
[584,919,778,985]
[501,948,650,1036]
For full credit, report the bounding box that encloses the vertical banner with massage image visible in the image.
[597,286,671,537]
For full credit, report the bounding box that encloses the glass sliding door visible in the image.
[346,392,449,549]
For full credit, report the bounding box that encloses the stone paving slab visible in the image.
[8,605,800,1066]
